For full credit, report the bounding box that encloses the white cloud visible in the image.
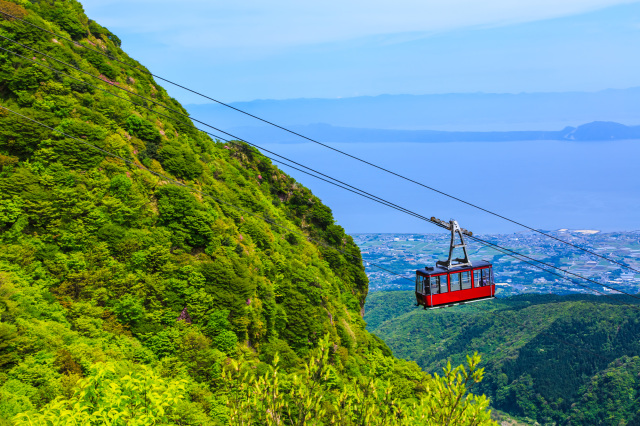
[82,0,640,48]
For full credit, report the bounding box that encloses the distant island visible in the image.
[219,120,640,144]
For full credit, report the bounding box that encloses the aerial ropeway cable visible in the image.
[3,104,633,363]
[2,38,639,307]
[0,8,634,278]
[3,10,639,370]
[0,103,399,282]
[268,157,640,307]
[2,29,639,307]
[4,101,639,316]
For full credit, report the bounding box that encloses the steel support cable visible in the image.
[0,34,250,143]
[467,234,640,302]
[0,43,430,291]
[0,106,633,363]
[271,158,640,311]
[0,42,426,238]
[471,238,640,311]
[3,39,637,306]
[0,41,441,234]
[0,104,411,287]
[1,10,635,277]
[0,45,228,143]
[3,41,639,303]
[268,156,640,304]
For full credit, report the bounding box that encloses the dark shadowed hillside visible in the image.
[365,292,640,425]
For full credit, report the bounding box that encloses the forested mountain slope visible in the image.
[365,292,640,425]
[0,1,495,424]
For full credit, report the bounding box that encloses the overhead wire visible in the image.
[2,41,639,305]
[0,103,407,287]
[2,103,630,363]
[1,12,635,367]
[0,33,428,215]
[0,41,421,223]
[271,159,640,310]
[1,9,636,276]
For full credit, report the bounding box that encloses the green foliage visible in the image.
[0,322,17,368]
[219,336,496,425]
[113,294,145,326]
[8,66,52,93]
[156,185,213,248]
[158,142,203,179]
[40,3,87,40]
[125,114,161,159]
[0,2,495,424]
[13,362,189,425]
[84,49,118,80]
[567,356,640,425]
[88,20,121,47]
[366,292,640,424]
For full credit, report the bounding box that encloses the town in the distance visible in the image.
[354,230,640,296]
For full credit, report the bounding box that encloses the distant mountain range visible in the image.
[187,87,640,132]
[210,121,640,144]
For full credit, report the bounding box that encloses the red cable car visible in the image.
[416,219,495,309]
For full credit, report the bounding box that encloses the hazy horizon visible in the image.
[186,85,640,105]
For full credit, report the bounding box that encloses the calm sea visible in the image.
[259,140,640,234]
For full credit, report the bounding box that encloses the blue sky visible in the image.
[79,0,640,103]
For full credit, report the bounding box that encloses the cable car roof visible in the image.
[417,260,492,276]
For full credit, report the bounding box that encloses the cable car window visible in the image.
[438,275,448,293]
[451,273,461,291]
[479,268,490,286]
[416,275,429,294]
[473,270,480,287]
[430,276,439,294]
[461,271,471,289]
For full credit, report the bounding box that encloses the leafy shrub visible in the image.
[41,4,87,40]
[84,49,117,80]
[108,174,132,199]
[158,143,202,180]
[125,115,160,159]
[0,1,28,21]
[13,362,188,425]
[8,67,52,94]
[113,294,145,326]
[88,20,121,47]
[156,185,213,248]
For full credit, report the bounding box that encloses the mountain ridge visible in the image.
[186,87,640,132]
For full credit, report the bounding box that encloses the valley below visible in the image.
[364,291,640,425]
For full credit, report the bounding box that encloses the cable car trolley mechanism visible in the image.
[416,219,495,309]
